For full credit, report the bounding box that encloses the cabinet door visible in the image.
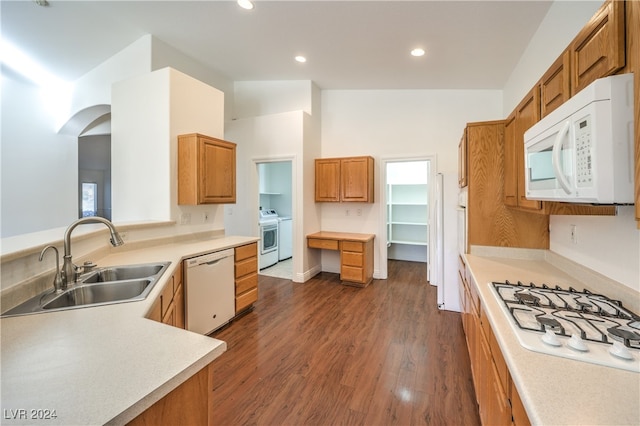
[458,129,468,188]
[315,159,341,202]
[503,115,517,207]
[341,157,374,202]
[174,282,185,329]
[514,87,543,211]
[178,134,236,205]
[200,138,236,204]
[571,0,625,94]
[540,50,571,118]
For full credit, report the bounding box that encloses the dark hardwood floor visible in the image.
[210,260,480,426]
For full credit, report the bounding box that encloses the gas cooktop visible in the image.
[490,280,640,373]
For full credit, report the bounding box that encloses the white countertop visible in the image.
[464,253,640,426]
[0,235,259,425]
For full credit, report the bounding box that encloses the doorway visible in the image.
[78,134,111,220]
[386,160,431,263]
[257,160,293,280]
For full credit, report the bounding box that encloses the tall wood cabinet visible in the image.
[178,133,236,205]
[315,156,374,203]
[464,120,549,250]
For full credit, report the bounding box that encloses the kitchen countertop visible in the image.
[464,251,640,426]
[0,235,259,425]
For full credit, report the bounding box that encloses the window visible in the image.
[82,182,98,217]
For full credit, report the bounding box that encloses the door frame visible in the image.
[377,155,437,280]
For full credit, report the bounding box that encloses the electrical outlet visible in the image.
[570,225,577,244]
[356,209,362,216]
[203,211,210,222]
[346,209,350,216]
[180,213,191,225]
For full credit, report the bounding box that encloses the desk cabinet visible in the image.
[307,232,374,287]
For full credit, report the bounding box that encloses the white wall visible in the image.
[320,89,503,276]
[233,81,315,119]
[225,110,320,281]
[111,67,225,230]
[0,75,77,237]
[502,1,604,113]
[503,0,639,291]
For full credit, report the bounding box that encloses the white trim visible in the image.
[378,155,437,281]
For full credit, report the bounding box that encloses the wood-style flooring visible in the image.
[210,260,480,426]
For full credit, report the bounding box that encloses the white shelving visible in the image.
[387,183,428,246]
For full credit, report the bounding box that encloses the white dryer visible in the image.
[277,217,292,260]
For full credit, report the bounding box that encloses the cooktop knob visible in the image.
[609,341,633,360]
[567,334,588,352]
[541,329,561,347]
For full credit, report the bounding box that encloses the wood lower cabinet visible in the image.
[147,264,184,329]
[234,242,258,313]
[178,133,236,205]
[315,156,374,203]
[127,362,213,426]
[458,256,530,426]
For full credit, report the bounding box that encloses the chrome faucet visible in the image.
[39,245,63,293]
[61,217,124,289]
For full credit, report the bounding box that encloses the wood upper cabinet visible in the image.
[503,114,517,207]
[458,129,468,188]
[466,120,549,249]
[513,87,543,212]
[540,49,571,118]
[315,156,374,203]
[570,0,626,94]
[315,158,341,201]
[178,133,236,205]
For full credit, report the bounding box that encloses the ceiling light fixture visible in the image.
[34,0,49,6]
[237,0,254,10]
[411,48,425,57]
[295,56,307,63]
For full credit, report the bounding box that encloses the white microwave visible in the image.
[524,73,634,204]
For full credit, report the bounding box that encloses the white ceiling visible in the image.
[1,0,558,90]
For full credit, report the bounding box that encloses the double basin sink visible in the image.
[2,262,170,317]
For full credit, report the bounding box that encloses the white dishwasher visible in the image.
[184,248,235,335]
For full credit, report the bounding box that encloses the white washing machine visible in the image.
[277,217,292,260]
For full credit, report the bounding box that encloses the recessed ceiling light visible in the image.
[237,0,254,10]
[295,56,307,63]
[411,48,425,57]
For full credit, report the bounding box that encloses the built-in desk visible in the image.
[307,231,375,287]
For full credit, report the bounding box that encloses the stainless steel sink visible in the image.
[42,279,152,310]
[1,261,170,317]
[80,264,166,283]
